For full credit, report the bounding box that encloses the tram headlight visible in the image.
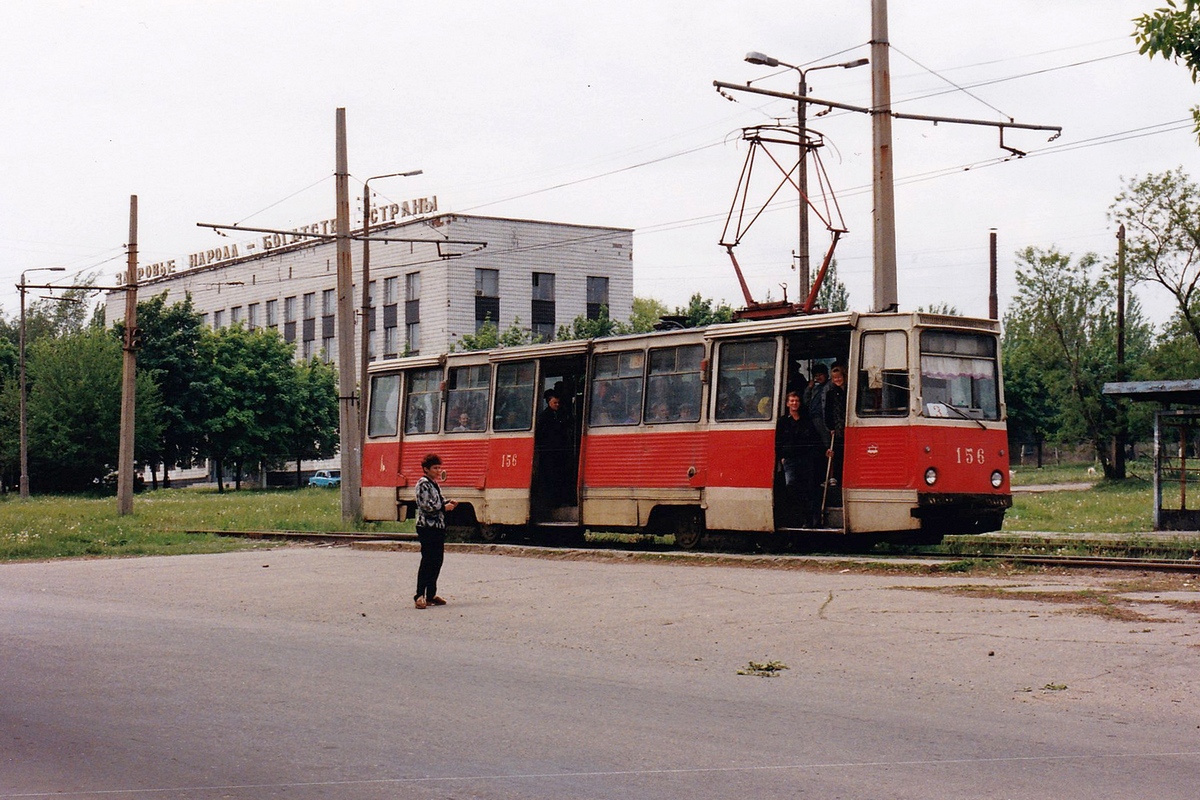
[924,467,938,486]
[990,470,1004,489]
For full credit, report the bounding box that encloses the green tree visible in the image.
[196,325,299,492]
[814,259,850,312]
[22,328,162,492]
[1134,1,1200,139]
[556,306,630,341]
[1002,247,1153,477]
[676,293,735,327]
[1111,167,1200,349]
[917,302,960,316]
[285,357,340,486]
[455,316,540,351]
[628,297,669,333]
[114,293,208,488]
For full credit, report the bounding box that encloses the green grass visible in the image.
[1006,478,1154,534]
[0,487,413,562]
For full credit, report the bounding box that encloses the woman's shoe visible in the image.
[429,596,447,606]
[414,596,427,609]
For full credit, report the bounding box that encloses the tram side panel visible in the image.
[580,429,707,529]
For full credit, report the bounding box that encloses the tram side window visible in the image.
[404,367,442,434]
[646,344,703,422]
[589,351,644,426]
[715,340,777,420]
[856,331,910,417]
[920,331,1000,420]
[493,361,536,431]
[446,364,490,432]
[367,374,401,438]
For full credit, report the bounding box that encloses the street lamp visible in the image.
[745,52,868,300]
[18,266,66,499]
[360,170,422,440]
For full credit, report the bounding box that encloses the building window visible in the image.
[405,272,421,355]
[587,276,609,321]
[531,272,555,342]
[230,306,243,326]
[213,309,225,329]
[266,299,279,329]
[247,303,259,330]
[383,276,400,357]
[384,276,399,304]
[302,292,316,343]
[303,339,314,360]
[475,268,500,332]
[284,296,297,342]
[384,326,400,358]
[322,288,336,316]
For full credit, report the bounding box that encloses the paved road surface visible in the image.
[3,546,1199,799]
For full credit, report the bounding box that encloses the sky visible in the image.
[2,1,1199,330]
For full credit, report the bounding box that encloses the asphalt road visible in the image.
[3,545,1199,799]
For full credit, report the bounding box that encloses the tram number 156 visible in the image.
[956,447,985,465]
[500,453,519,468]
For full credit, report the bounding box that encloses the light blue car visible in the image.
[308,469,341,488]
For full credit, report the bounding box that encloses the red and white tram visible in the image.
[361,311,1011,547]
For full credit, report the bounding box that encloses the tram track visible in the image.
[192,528,1200,573]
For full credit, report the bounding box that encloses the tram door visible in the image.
[531,356,586,522]
[777,330,851,530]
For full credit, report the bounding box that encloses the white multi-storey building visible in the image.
[105,203,634,369]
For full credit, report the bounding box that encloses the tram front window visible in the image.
[920,331,1000,420]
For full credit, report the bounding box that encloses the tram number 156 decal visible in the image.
[956,447,985,465]
[500,453,519,468]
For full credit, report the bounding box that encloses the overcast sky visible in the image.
[2,1,1198,329]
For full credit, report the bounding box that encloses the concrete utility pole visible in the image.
[117,195,139,515]
[871,0,898,313]
[989,228,998,320]
[1114,223,1128,480]
[360,169,422,445]
[335,109,363,523]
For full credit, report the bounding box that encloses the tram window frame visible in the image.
[919,330,1000,420]
[493,360,537,432]
[367,373,401,438]
[446,364,490,433]
[856,331,910,417]
[714,339,777,421]
[645,344,703,423]
[589,350,644,427]
[404,367,442,435]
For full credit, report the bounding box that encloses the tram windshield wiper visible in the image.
[928,401,987,430]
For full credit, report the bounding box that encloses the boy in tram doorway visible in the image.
[776,389,823,527]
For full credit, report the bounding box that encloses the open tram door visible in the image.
[530,355,586,528]
[776,324,852,533]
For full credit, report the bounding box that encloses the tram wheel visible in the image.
[673,509,705,550]
[478,524,503,543]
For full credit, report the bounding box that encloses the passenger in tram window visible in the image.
[676,401,697,421]
[776,389,823,527]
[754,376,773,417]
[535,390,575,506]
[823,363,848,503]
[649,401,672,422]
[452,410,473,432]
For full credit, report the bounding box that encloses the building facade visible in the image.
[105,210,635,373]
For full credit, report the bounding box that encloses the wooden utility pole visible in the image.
[117,195,138,515]
[335,109,363,523]
[1114,223,1127,479]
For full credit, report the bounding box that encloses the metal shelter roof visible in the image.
[1102,380,1200,405]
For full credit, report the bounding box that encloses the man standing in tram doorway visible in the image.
[535,389,575,508]
[823,362,848,506]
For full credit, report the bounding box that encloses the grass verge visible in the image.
[0,487,411,562]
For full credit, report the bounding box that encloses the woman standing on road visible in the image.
[414,453,457,609]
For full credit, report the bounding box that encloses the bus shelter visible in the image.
[1103,379,1200,530]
